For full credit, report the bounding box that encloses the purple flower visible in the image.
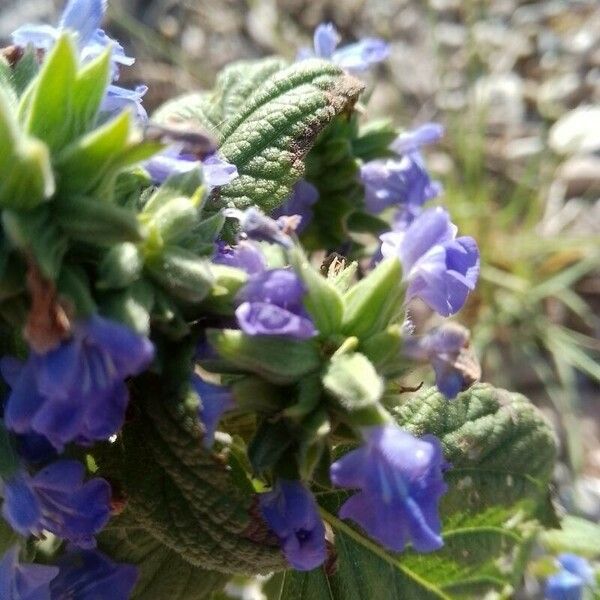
[380,207,480,316]
[0,546,58,600]
[2,315,154,451]
[361,123,443,222]
[404,323,481,399]
[235,269,317,339]
[100,85,148,123]
[545,554,595,600]
[272,180,319,233]
[12,0,133,77]
[225,207,293,248]
[50,548,138,600]
[390,123,445,155]
[2,460,111,548]
[191,375,235,449]
[361,156,441,216]
[212,241,266,275]
[299,23,389,74]
[144,148,238,189]
[330,425,448,553]
[259,480,326,571]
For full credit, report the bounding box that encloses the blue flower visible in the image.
[50,548,138,600]
[12,0,133,77]
[2,460,111,548]
[212,241,266,275]
[404,323,480,399]
[545,554,595,600]
[144,147,238,189]
[380,207,480,316]
[0,545,58,600]
[2,315,154,451]
[330,425,448,553]
[100,85,148,123]
[361,123,443,220]
[235,269,317,339]
[272,180,319,233]
[191,375,235,449]
[225,207,294,248]
[299,23,389,74]
[259,480,326,571]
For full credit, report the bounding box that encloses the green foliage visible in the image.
[541,516,600,559]
[100,516,228,600]
[270,384,556,600]
[99,365,286,575]
[156,58,364,214]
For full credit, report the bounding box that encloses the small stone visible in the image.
[557,155,600,197]
[504,136,544,161]
[549,105,600,155]
[537,72,582,118]
[473,73,526,125]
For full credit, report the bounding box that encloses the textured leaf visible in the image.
[100,515,227,600]
[273,384,556,600]
[215,59,364,212]
[323,352,383,411]
[100,367,286,575]
[207,329,321,385]
[0,86,54,210]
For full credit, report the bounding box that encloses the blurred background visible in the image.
[2,0,600,539]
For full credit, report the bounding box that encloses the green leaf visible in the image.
[289,248,344,337]
[97,243,144,289]
[56,111,162,198]
[99,515,228,599]
[276,384,556,599]
[216,59,364,212]
[55,195,146,246]
[21,35,78,151]
[207,329,321,385]
[11,48,39,96]
[342,257,404,339]
[541,516,600,559]
[323,352,383,411]
[0,86,54,210]
[145,247,214,304]
[99,368,286,575]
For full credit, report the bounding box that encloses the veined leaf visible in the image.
[99,514,227,600]
[272,384,556,600]
[215,59,364,212]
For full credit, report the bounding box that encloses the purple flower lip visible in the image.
[2,460,111,548]
[380,207,480,316]
[235,269,317,340]
[330,425,448,553]
[0,545,59,600]
[299,22,389,74]
[2,315,154,450]
[259,480,326,571]
[191,375,235,449]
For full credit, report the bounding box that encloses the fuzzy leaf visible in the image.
[215,59,364,212]
[99,366,285,575]
[99,515,228,599]
[272,384,557,600]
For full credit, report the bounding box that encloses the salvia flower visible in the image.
[0,546,58,600]
[361,123,443,221]
[299,23,389,74]
[272,180,319,233]
[330,425,448,553]
[191,375,235,449]
[545,554,595,600]
[101,85,148,123]
[235,269,317,339]
[213,240,266,275]
[380,207,480,316]
[404,322,481,399]
[225,207,294,248]
[259,480,326,571]
[50,548,138,600]
[12,0,133,74]
[2,460,111,548]
[144,147,238,189]
[2,315,154,451]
